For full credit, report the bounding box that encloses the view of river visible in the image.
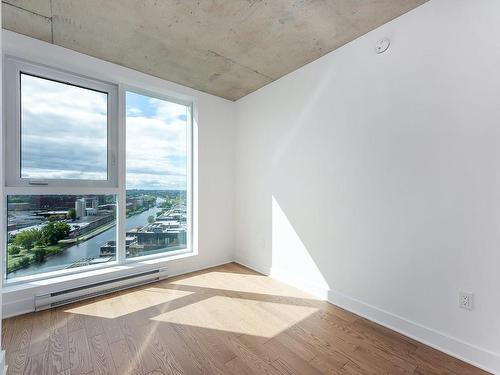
[9,201,163,278]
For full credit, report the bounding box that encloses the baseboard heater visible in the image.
[34,267,168,311]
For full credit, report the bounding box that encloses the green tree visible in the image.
[42,222,58,245]
[148,215,155,224]
[33,247,47,263]
[18,256,30,268]
[67,208,77,221]
[54,222,71,240]
[8,244,21,256]
[14,228,42,250]
[42,222,71,245]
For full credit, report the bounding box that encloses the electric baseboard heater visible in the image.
[34,267,168,311]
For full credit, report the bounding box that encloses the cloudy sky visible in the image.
[20,74,188,190]
[126,91,187,190]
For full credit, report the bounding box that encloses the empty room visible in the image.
[0,0,498,374]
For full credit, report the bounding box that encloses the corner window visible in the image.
[4,57,193,282]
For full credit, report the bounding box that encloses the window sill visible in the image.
[3,249,197,294]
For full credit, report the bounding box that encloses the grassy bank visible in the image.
[7,221,116,274]
[59,221,116,245]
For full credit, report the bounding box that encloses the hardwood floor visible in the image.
[2,263,489,375]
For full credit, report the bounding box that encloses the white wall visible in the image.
[0,6,5,375]
[2,31,235,316]
[235,0,500,372]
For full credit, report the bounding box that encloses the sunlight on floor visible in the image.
[170,271,316,299]
[151,295,318,337]
[64,287,193,318]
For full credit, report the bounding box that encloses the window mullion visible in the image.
[116,85,127,264]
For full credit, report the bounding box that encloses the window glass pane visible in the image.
[7,195,116,279]
[126,91,188,258]
[20,74,108,180]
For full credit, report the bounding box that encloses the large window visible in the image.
[125,91,189,259]
[4,57,193,281]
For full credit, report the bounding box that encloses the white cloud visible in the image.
[20,74,188,190]
[126,95,188,190]
[21,74,108,179]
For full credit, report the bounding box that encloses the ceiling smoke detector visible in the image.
[375,38,390,54]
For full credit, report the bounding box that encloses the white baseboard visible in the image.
[238,261,500,375]
[327,288,499,375]
[270,266,330,300]
[234,255,271,276]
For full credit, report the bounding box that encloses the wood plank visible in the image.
[68,328,93,375]
[172,323,233,375]
[102,317,125,343]
[88,333,117,375]
[309,354,347,374]
[411,346,489,375]
[84,315,105,339]
[149,327,186,375]
[155,323,204,375]
[225,356,257,375]
[67,312,86,333]
[28,309,51,356]
[222,335,282,375]
[6,349,30,375]
[23,350,49,375]
[109,338,141,375]
[48,309,70,374]
[122,320,159,374]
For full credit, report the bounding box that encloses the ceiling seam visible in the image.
[2,1,52,20]
[207,49,274,81]
[49,0,54,43]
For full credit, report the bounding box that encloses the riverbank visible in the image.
[7,221,117,273]
[59,221,117,245]
[7,243,71,273]
[7,201,163,278]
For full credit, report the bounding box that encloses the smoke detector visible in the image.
[375,38,390,54]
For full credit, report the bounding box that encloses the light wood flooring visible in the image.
[2,263,489,375]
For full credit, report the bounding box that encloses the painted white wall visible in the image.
[2,31,235,316]
[0,6,5,375]
[235,0,500,372]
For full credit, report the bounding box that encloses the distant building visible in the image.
[75,199,85,218]
[34,195,77,210]
[75,197,99,218]
[86,198,99,216]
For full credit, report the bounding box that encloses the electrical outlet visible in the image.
[459,291,474,311]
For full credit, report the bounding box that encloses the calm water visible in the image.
[9,203,162,278]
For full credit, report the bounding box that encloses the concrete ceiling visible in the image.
[2,0,427,101]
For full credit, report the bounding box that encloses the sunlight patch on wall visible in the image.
[271,196,330,298]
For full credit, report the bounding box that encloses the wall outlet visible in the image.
[459,291,474,311]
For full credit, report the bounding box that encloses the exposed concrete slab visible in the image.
[3,0,51,18]
[2,0,428,100]
[2,2,52,43]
